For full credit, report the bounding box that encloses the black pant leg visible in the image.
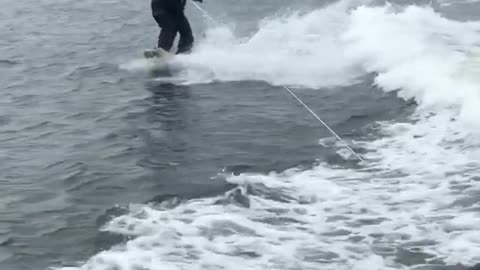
[154,12,178,51]
[176,13,194,54]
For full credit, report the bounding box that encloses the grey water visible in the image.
[1,0,479,270]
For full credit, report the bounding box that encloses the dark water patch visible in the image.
[10,94,40,106]
[296,248,340,263]
[448,192,480,208]
[0,116,11,126]
[0,238,14,247]
[322,229,352,237]
[411,265,472,270]
[45,160,87,171]
[233,250,262,259]
[256,216,305,226]
[66,111,106,121]
[0,59,18,66]
[403,239,439,248]
[66,175,121,197]
[347,217,390,227]
[372,244,397,256]
[16,191,61,206]
[348,235,365,243]
[199,220,259,239]
[326,215,351,222]
[62,167,90,190]
[265,208,291,216]
[395,247,436,266]
[22,121,66,132]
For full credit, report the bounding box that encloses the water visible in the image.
[2,0,480,269]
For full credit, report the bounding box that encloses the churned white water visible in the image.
[79,1,480,270]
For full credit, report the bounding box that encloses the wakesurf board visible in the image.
[144,48,174,61]
[143,47,175,74]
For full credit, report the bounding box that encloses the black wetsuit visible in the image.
[151,0,199,54]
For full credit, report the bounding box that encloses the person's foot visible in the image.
[176,44,193,55]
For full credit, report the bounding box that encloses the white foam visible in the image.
[69,2,480,270]
[174,2,363,88]
[342,4,480,123]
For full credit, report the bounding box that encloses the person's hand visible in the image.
[193,0,203,2]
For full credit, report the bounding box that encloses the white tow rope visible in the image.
[282,86,366,163]
[192,1,219,24]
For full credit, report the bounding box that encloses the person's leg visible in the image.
[176,13,194,54]
[154,11,178,51]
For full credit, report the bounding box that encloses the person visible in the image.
[151,0,203,55]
